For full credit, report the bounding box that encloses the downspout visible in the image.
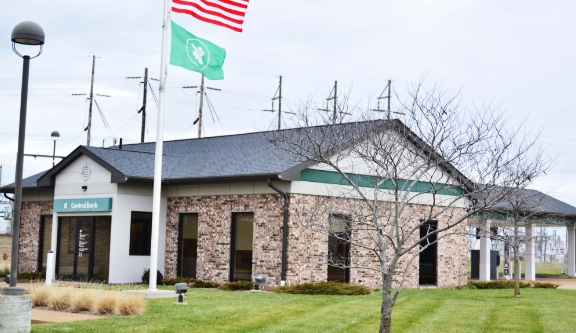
[3,193,14,202]
[267,178,289,284]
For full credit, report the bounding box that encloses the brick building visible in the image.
[1,120,469,289]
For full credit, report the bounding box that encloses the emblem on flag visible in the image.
[170,20,226,80]
[171,0,250,33]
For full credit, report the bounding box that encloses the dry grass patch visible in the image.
[118,295,146,315]
[50,288,74,311]
[32,286,53,307]
[72,289,98,312]
[94,294,118,315]
[29,283,145,316]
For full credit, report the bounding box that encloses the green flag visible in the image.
[170,20,226,80]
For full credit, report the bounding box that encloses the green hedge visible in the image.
[219,280,254,291]
[465,280,559,289]
[273,281,372,295]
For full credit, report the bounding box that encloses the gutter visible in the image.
[267,178,289,285]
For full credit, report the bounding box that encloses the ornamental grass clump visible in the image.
[50,288,74,311]
[117,295,145,315]
[94,294,118,315]
[273,281,372,295]
[29,282,145,316]
[31,286,52,307]
[72,289,98,312]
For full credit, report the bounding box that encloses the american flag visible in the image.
[172,0,250,33]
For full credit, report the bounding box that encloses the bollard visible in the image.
[45,251,55,286]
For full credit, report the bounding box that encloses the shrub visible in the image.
[0,267,9,278]
[32,286,52,307]
[219,280,254,291]
[17,271,45,280]
[190,279,220,289]
[94,295,117,315]
[273,281,372,295]
[50,289,74,311]
[141,269,164,285]
[529,281,560,289]
[162,277,191,286]
[117,295,145,315]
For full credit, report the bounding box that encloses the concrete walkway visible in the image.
[31,308,102,324]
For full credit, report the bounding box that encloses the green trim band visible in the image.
[300,169,465,196]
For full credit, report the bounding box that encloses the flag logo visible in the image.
[170,20,226,80]
[186,39,211,70]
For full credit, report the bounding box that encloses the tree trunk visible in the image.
[380,285,393,333]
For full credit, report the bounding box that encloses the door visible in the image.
[419,221,438,285]
[56,216,111,281]
[74,217,93,279]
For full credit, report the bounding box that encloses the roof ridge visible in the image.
[115,119,393,148]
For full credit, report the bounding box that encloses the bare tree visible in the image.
[483,184,560,297]
[269,80,548,333]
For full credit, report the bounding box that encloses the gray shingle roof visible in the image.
[490,188,576,217]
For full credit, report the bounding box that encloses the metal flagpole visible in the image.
[149,0,170,291]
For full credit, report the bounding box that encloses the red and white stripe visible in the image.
[172,0,249,33]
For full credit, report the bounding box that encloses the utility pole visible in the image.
[183,74,220,138]
[372,80,404,119]
[87,55,95,146]
[276,76,282,130]
[127,68,159,143]
[318,81,338,124]
[72,55,111,146]
[198,75,205,138]
[140,68,148,143]
[386,79,391,120]
[263,76,294,130]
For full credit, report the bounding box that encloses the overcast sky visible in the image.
[1,0,575,206]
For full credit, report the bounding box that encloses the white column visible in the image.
[479,220,491,281]
[524,224,535,281]
[568,226,575,277]
[46,210,58,285]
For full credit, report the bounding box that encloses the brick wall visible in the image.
[165,193,467,290]
[19,201,52,272]
[165,195,285,287]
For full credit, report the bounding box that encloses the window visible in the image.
[327,214,350,282]
[230,213,253,281]
[178,214,198,278]
[129,212,152,256]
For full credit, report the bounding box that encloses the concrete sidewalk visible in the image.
[31,308,102,324]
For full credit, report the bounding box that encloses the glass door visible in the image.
[57,216,111,282]
[74,217,93,279]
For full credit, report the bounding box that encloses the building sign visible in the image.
[54,198,112,213]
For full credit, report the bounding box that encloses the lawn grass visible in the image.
[31,288,576,333]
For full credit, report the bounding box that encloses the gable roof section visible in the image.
[2,119,472,192]
[490,188,576,217]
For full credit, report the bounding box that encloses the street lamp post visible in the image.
[51,131,60,167]
[1,21,45,297]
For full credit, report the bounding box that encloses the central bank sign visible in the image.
[54,198,113,213]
